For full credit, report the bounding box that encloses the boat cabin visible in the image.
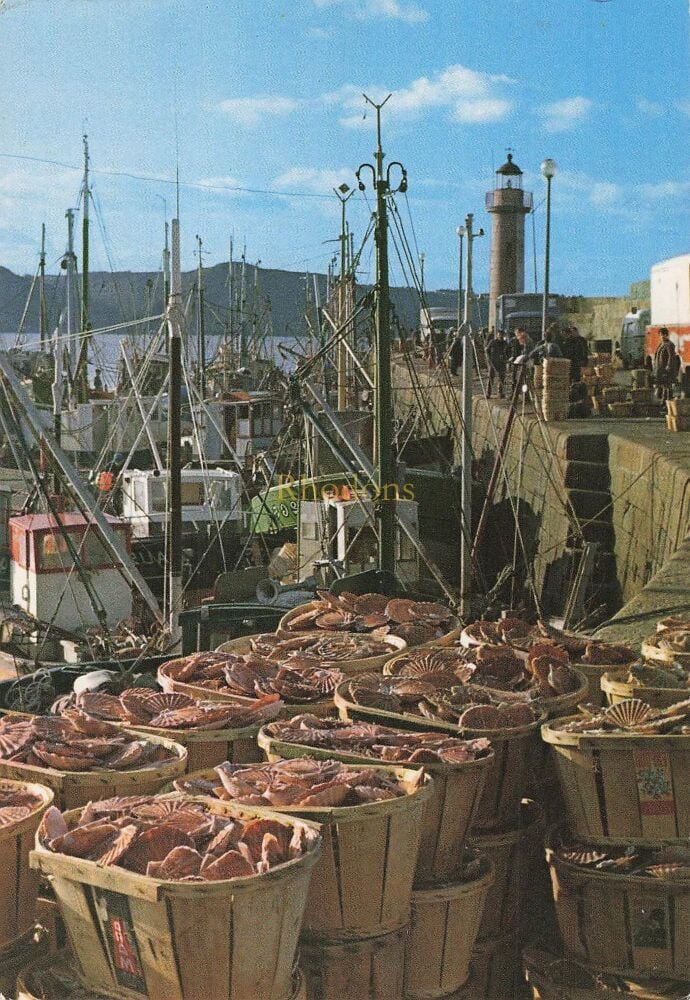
[121,468,243,539]
[9,512,133,632]
[298,496,420,585]
[203,391,284,463]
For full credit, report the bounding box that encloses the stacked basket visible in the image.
[535,698,690,998]
[541,358,571,422]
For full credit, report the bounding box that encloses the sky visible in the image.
[0,0,688,297]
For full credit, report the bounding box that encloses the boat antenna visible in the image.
[75,133,91,401]
[356,93,407,576]
[166,215,184,642]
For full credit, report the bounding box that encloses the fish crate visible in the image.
[0,730,187,811]
[470,801,544,941]
[542,720,690,843]
[546,831,690,980]
[334,682,545,832]
[299,926,407,1000]
[0,927,51,998]
[121,721,262,774]
[0,780,53,950]
[257,728,494,885]
[218,631,410,675]
[601,672,690,710]
[31,800,322,1000]
[404,858,494,999]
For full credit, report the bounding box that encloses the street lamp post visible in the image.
[456,225,465,334]
[540,158,558,340]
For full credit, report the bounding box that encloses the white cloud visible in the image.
[217,96,301,126]
[636,98,664,118]
[640,180,690,199]
[676,98,690,116]
[313,0,428,23]
[273,167,354,194]
[331,64,514,129]
[536,96,592,132]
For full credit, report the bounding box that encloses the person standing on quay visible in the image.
[654,327,678,401]
[485,328,509,398]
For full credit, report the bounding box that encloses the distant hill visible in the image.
[0,262,484,339]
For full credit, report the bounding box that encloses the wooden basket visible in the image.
[277,602,461,649]
[522,947,690,1000]
[574,663,620,707]
[542,719,690,843]
[467,931,525,1000]
[0,780,53,950]
[601,672,690,710]
[0,734,187,811]
[470,801,544,941]
[404,859,495,999]
[217,632,408,676]
[16,952,308,1000]
[157,661,334,718]
[546,829,690,979]
[121,721,261,774]
[641,634,690,669]
[257,728,494,885]
[31,799,322,1000]
[334,683,545,832]
[169,760,433,940]
[299,926,406,1000]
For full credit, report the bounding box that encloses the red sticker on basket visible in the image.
[633,749,674,816]
[93,888,147,995]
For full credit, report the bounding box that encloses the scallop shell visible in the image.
[0,805,32,828]
[458,705,503,730]
[352,593,389,614]
[122,826,195,874]
[97,824,139,867]
[384,598,417,623]
[602,699,655,730]
[138,692,195,717]
[560,849,608,866]
[201,849,255,880]
[133,799,204,820]
[297,783,350,807]
[645,863,689,879]
[155,845,204,880]
[409,601,452,623]
[240,818,292,862]
[77,692,130,721]
[498,704,538,728]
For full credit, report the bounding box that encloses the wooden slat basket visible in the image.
[601,671,690,710]
[465,930,525,1000]
[522,946,690,1000]
[217,632,408,676]
[0,779,53,950]
[121,720,261,774]
[335,682,546,830]
[0,927,51,998]
[469,799,544,941]
[299,926,407,1000]
[546,830,690,980]
[0,733,187,811]
[404,857,495,999]
[169,761,433,940]
[257,726,494,884]
[15,953,309,1000]
[542,718,690,843]
[31,799,322,1000]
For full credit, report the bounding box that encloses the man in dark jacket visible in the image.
[485,329,509,398]
[654,327,678,400]
[561,326,589,382]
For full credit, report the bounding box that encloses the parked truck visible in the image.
[495,293,559,339]
[645,253,690,371]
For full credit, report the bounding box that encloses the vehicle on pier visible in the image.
[495,292,560,338]
[645,253,690,371]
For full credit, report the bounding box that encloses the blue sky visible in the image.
[0,0,687,296]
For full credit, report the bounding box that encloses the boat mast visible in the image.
[75,135,90,402]
[356,94,407,576]
[64,208,77,389]
[162,221,171,304]
[166,217,183,640]
[196,234,206,398]
[39,224,47,352]
[239,249,247,366]
[334,183,354,411]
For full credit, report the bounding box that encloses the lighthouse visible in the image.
[486,153,533,331]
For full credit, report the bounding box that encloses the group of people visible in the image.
[477,323,589,400]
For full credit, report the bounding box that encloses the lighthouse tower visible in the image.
[486,153,533,331]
